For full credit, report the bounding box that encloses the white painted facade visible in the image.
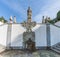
[0,23,60,48]
[0,22,3,25]
[55,21,60,26]
[0,24,8,46]
[50,24,60,46]
[11,24,47,47]
[11,24,26,47]
[32,24,47,47]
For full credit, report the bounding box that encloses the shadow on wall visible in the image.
[9,33,23,49]
[50,24,60,46]
[33,24,47,47]
[6,24,26,49]
[7,24,47,49]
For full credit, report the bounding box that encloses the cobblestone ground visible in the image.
[0,50,60,57]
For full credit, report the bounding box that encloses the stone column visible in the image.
[6,24,12,49]
[46,23,51,49]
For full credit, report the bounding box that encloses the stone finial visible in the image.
[45,16,48,23]
[13,16,16,23]
[45,16,51,23]
[27,7,32,12]
[10,16,13,23]
[48,17,50,20]
[27,7,32,23]
[22,7,36,32]
[10,16,12,20]
[46,16,48,20]
[1,20,4,23]
[42,16,45,23]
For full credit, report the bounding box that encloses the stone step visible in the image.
[51,43,60,53]
[0,45,6,53]
[52,46,60,50]
[51,47,60,53]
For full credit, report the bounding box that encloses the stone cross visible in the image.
[22,7,36,32]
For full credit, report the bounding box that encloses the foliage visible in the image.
[57,11,60,20]
[48,11,60,24]
[0,16,8,23]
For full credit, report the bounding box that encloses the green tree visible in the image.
[48,11,60,24]
[57,11,60,20]
[0,16,8,23]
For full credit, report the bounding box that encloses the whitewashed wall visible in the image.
[50,25,60,46]
[55,21,60,26]
[11,24,47,47]
[0,22,3,25]
[0,23,47,48]
[0,24,8,46]
[11,24,26,47]
[32,24,47,47]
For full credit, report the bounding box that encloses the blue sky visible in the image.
[0,0,60,23]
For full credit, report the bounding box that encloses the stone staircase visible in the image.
[0,45,6,53]
[0,50,60,57]
[51,42,60,53]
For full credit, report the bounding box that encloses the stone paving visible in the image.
[0,50,60,57]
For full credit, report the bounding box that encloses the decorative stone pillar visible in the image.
[22,7,36,51]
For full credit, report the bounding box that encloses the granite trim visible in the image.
[6,24,12,49]
[46,23,51,48]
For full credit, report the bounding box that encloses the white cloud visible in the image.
[34,0,60,23]
[1,0,25,16]
[1,0,60,23]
